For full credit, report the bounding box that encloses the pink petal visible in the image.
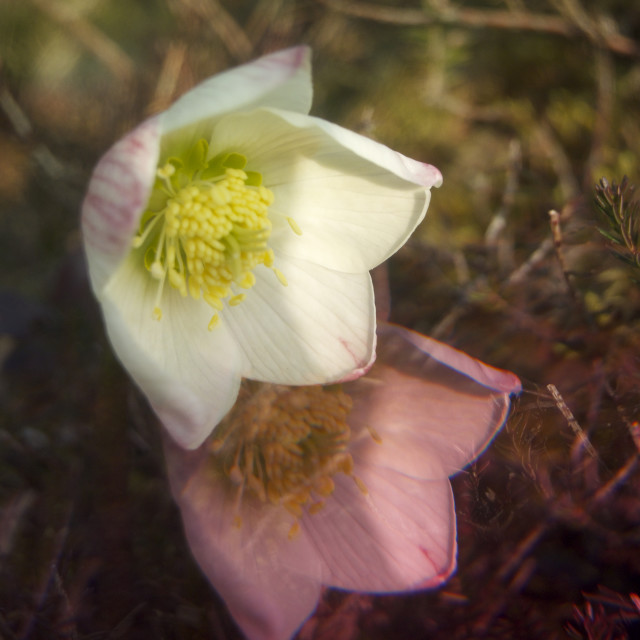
[81,117,160,293]
[382,324,522,394]
[164,438,324,640]
[346,323,521,479]
[301,466,456,592]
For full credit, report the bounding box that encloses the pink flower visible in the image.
[165,323,521,640]
[81,47,442,450]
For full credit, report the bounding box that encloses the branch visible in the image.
[317,0,640,58]
[27,0,135,81]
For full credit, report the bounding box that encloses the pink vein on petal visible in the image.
[337,337,376,383]
[259,45,308,74]
[417,546,454,587]
[81,117,160,255]
[397,154,443,188]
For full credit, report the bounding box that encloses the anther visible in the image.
[150,261,165,279]
[273,268,288,287]
[287,521,301,540]
[308,501,325,515]
[287,217,303,236]
[366,424,383,444]
[353,476,368,495]
[133,143,291,328]
[213,385,357,539]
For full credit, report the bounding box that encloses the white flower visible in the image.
[81,47,443,449]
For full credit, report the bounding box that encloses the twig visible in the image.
[246,0,286,44]
[585,48,615,187]
[26,0,135,81]
[146,42,188,116]
[316,0,640,58]
[591,454,638,504]
[549,209,579,301]
[497,521,548,582]
[615,406,640,455]
[535,119,581,202]
[0,491,35,555]
[0,89,32,138]
[434,95,515,123]
[174,0,254,62]
[505,236,555,286]
[19,517,75,639]
[0,88,69,180]
[486,139,521,273]
[476,554,539,632]
[547,383,598,459]
[550,0,600,43]
[629,421,640,454]
[485,139,522,247]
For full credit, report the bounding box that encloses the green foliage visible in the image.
[595,176,640,273]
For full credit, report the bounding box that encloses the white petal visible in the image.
[221,256,375,384]
[101,257,244,449]
[160,47,312,156]
[302,467,456,592]
[82,117,160,294]
[211,108,441,272]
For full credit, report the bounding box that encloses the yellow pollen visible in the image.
[287,217,303,236]
[212,383,360,537]
[366,424,383,444]
[353,475,368,495]
[273,268,288,287]
[132,142,290,327]
[288,521,301,540]
[308,501,325,515]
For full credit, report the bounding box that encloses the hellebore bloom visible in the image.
[81,47,443,449]
[165,323,522,640]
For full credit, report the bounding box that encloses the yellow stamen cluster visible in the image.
[133,143,297,329]
[212,383,366,539]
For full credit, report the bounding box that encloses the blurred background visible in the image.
[1,0,639,638]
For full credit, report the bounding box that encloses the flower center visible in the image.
[212,383,367,539]
[133,140,289,330]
